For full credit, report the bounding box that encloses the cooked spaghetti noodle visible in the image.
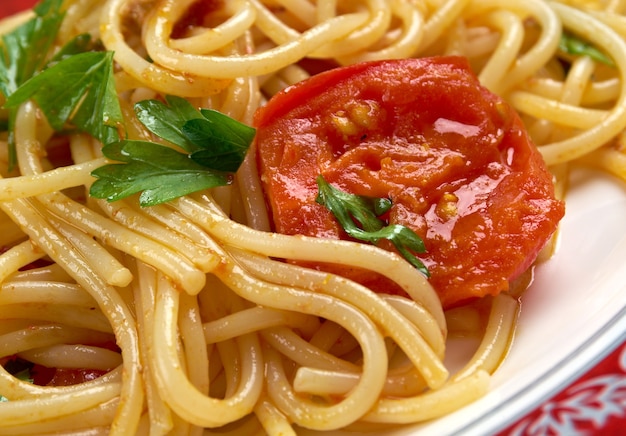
[0,0,624,434]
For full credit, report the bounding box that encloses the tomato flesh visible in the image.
[254,57,565,308]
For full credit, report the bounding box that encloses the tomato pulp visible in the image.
[254,57,565,308]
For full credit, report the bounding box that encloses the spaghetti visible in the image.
[0,0,625,434]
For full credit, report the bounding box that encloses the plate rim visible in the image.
[456,304,626,436]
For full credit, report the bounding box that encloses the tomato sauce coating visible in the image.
[254,57,565,308]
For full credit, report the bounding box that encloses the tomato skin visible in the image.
[31,364,107,386]
[254,57,565,308]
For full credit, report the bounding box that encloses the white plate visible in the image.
[412,166,626,435]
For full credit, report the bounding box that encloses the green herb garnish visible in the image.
[47,33,95,66]
[89,96,256,206]
[5,51,123,146]
[0,0,254,208]
[134,95,204,152]
[0,0,66,168]
[315,175,429,276]
[134,96,253,172]
[559,32,615,67]
[0,0,64,97]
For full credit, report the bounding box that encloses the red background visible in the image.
[0,1,36,17]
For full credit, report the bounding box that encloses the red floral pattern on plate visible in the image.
[499,341,626,435]
[1,1,626,435]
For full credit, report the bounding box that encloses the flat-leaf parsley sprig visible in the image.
[89,96,256,207]
[5,50,123,146]
[1,0,121,149]
[0,0,255,208]
[0,0,64,97]
[0,0,68,167]
[315,175,430,276]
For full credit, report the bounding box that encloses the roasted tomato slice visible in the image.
[254,56,565,308]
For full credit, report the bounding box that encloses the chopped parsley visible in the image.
[89,96,255,206]
[315,175,430,276]
[559,32,614,67]
[0,0,256,207]
[0,0,66,168]
[5,50,123,146]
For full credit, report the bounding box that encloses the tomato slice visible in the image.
[254,57,565,308]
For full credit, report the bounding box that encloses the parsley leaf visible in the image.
[135,98,256,171]
[0,0,65,168]
[90,97,255,206]
[184,109,256,172]
[559,32,614,67]
[5,51,122,146]
[0,0,64,97]
[47,33,95,66]
[90,140,230,206]
[315,175,430,277]
[134,96,203,152]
